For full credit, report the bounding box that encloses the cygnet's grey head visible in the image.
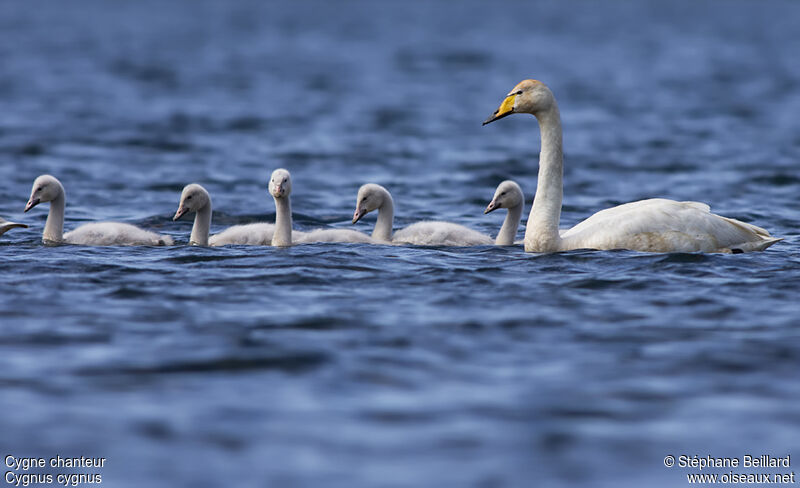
[174,183,211,221]
[484,180,524,214]
[352,183,388,224]
[269,169,292,199]
[25,174,63,212]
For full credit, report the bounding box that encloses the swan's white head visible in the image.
[174,183,211,220]
[25,174,63,212]
[483,79,555,125]
[269,169,292,199]
[352,183,388,224]
[484,180,524,214]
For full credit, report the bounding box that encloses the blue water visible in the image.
[1,1,799,487]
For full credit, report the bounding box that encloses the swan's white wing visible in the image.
[560,198,780,253]
[208,224,312,246]
[393,221,493,246]
[0,217,27,237]
[209,223,275,246]
[64,222,172,246]
[293,228,374,244]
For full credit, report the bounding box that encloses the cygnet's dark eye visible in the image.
[501,191,507,196]
[187,195,192,200]
[36,187,43,192]
[515,90,523,95]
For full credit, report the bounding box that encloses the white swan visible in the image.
[483,79,781,253]
[352,183,493,246]
[24,174,173,246]
[484,180,524,246]
[269,169,373,246]
[173,183,279,246]
[0,217,27,237]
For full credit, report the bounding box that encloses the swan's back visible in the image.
[64,222,173,246]
[293,228,374,244]
[560,198,780,253]
[209,223,275,246]
[393,221,493,246]
[207,223,313,246]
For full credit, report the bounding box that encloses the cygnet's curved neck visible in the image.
[496,202,522,246]
[44,186,65,242]
[525,102,563,252]
[272,195,292,246]
[373,189,394,242]
[191,202,211,246]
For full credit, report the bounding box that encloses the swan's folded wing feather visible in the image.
[679,201,711,213]
[716,215,771,238]
[562,199,670,237]
[209,223,275,246]
[560,199,779,252]
[393,221,493,246]
[64,222,171,246]
[292,228,374,244]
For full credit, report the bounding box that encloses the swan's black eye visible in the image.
[36,187,43,192]
[187,195,192,200]
[501,191,507,196]
[515,90,523,95]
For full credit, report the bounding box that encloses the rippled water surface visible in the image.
[1,1,799,487]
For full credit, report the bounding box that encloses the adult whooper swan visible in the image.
[483,79,781,253]
[352,183,493,246]
[270,169,373,246]
[0,217,27,237]
[24,174,173,246]
[484,180,525,246]
[173,183,279,246]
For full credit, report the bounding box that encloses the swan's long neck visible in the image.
[373,189,394,241]
[191,203,211,246]
[496,202,522,246]
[44,188,65,243]
[272,195,292,246]
[525,104,563,252]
